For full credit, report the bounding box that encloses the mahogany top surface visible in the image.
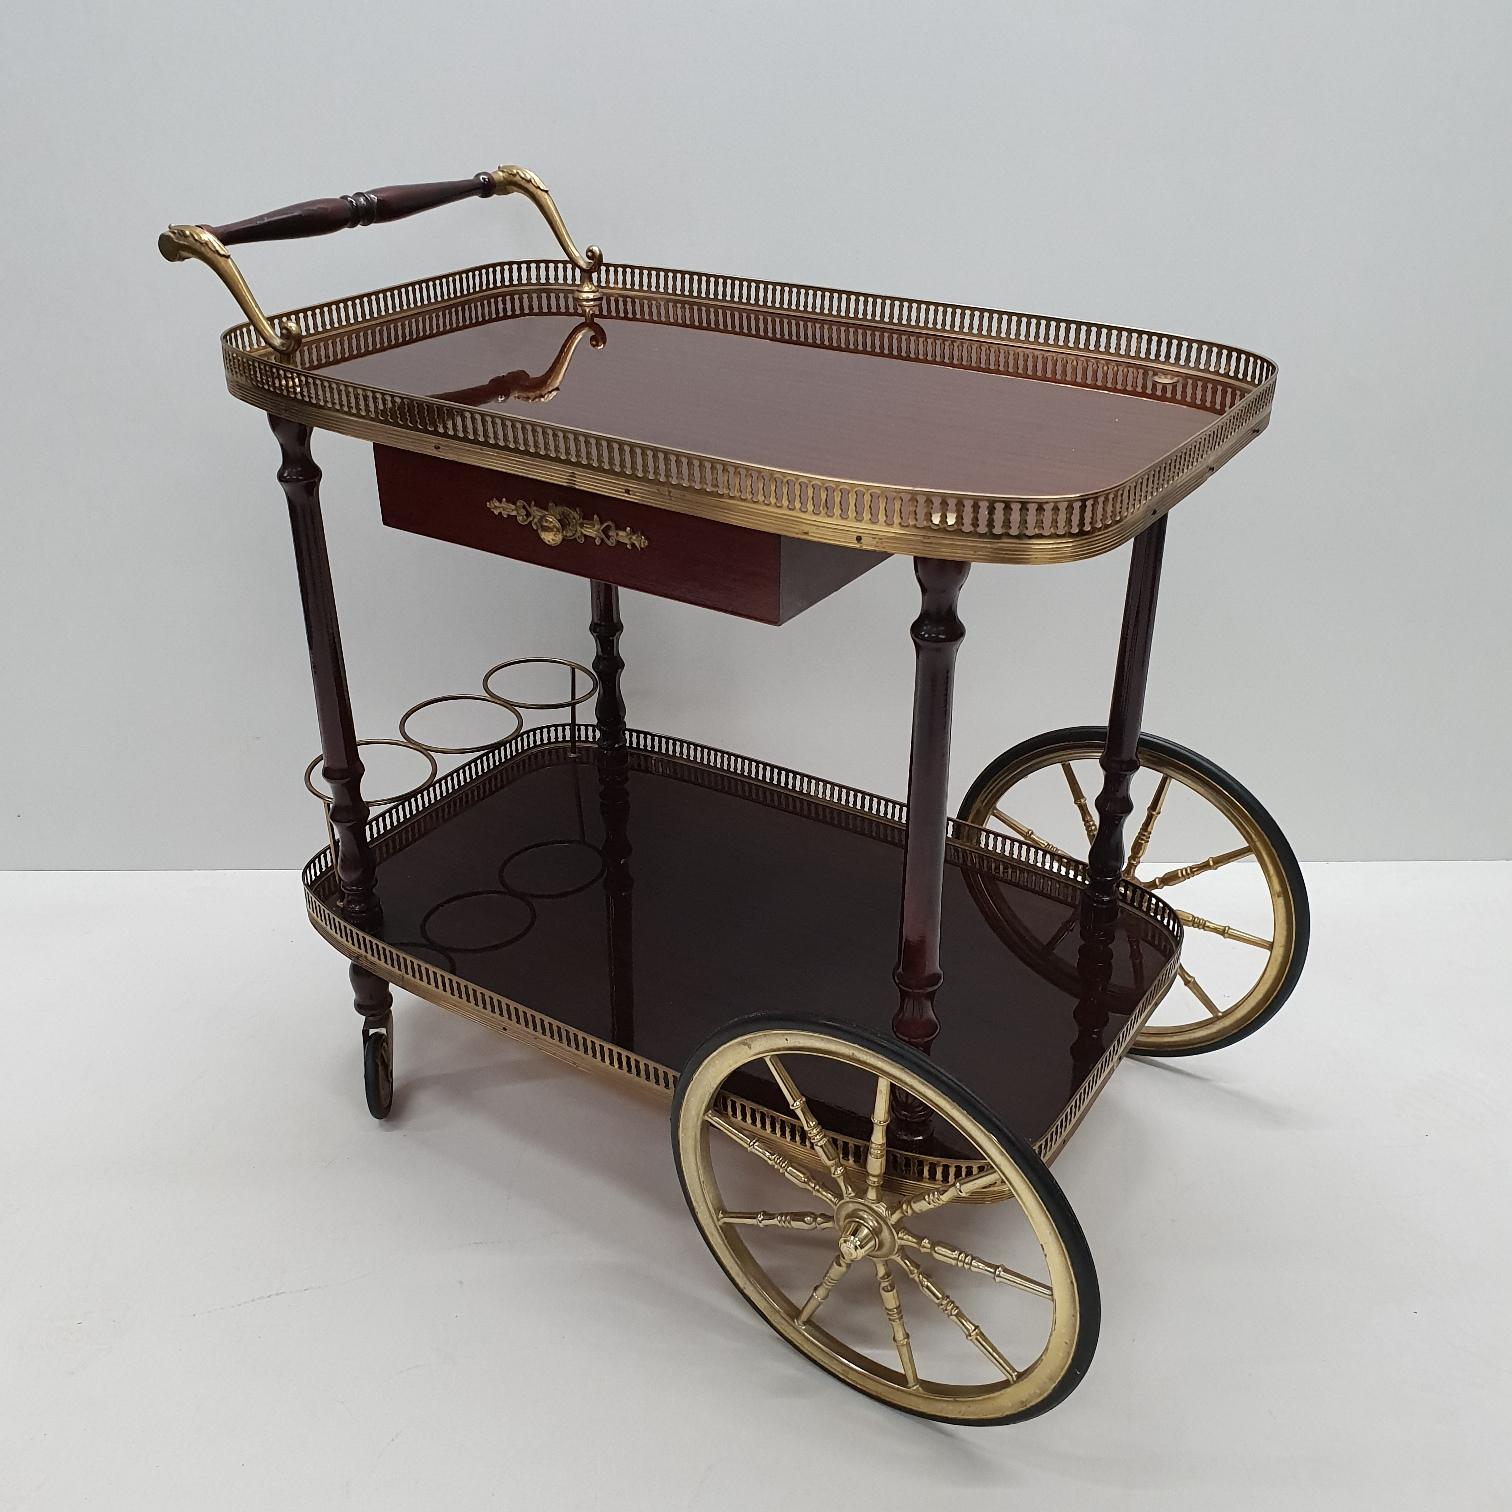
[313,302,1235,500]
[219,261,1276,562]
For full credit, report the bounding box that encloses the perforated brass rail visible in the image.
[302,726,1180,1176]
[224,260,1276,564]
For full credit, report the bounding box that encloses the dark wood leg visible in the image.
[1086,515,1169,907]
[269,416,394,1088]
[590,581,634,1047]
[891,558,971,1076]
[270,415,380,926]
[590,579,626,751]
[1067,909,1115,1100]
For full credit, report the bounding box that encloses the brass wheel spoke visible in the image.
[706,1112,839,1207]
[1123,773,1172,877]
[989,807,1076,862]
[863,1077,892,1203]
[1172,907,1272,951]
[896,1255,1019,1381]
[897,1232,1052,1299]
[796,1252,854,1326]
[718,1210,835,1232]
[1144,844,1254,891]
[874,1260,920,1389]
[764,1055,853,1197]
[889,1168,1004,1223]
[1061,762,1098,845]
[1176,962,1225,1018]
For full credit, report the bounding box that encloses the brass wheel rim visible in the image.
[677,1027,1086,1423]
[961,740,1296,1053]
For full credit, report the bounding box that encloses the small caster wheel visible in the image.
[363,1014,394,1120]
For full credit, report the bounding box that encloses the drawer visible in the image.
[372,446,885,625]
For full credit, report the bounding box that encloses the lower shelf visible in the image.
[304,727,1180,1179]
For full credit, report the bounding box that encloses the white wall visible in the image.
[2,0,1508,868]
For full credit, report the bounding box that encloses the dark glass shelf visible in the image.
[312,731,1179,1161]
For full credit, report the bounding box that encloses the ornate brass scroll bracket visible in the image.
[488,165,604,312]
[486,497,647,551]
[158,223,304,356]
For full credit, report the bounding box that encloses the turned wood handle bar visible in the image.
[160,163,602,357]
[206,174,502,246]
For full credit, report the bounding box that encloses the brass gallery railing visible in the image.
[221,258,1277,562]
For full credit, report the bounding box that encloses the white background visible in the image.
[2,0,1509,868]
[4,8,1511,1509]
[5,865,1509,1510]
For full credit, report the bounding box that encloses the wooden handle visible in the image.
[204,174,499,247]
[160,163,602,356]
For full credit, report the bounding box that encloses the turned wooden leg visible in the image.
[590,579,626,751]
[590,581,634,1048]
[269,416,393,1111]
[891,559,970,1133]
[1067,909,1115,1099]
[270,415,380,927]
[1086,516,1168,908]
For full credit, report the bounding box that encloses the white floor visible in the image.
[2,864,1507,1511]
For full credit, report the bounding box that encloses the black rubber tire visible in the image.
[958,725,1310,1056]
[363,1029,394,1120]
[671,1015,1101,1426]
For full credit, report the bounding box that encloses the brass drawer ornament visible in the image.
[486,496,648,551]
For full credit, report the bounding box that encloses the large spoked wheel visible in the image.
[958,727,1309,1056]
[673,1019,1098,1425]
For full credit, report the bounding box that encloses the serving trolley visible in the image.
[160,164,1308,1425]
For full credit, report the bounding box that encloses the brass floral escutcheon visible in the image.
[486,497,648,551]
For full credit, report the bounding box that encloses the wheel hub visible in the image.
[834,1197,898,1260]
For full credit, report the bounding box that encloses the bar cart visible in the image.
[159,164,1308,1425]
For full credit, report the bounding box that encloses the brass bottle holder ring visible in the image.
[494,713,608,900]
[303,738,440,810]
[397,693,526,756]
[496,839,607,900]
[304,656,596,807]
[419,889,539,955]
[303,656,598,869]
[482,656,599,712]
[303,737,440,865]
